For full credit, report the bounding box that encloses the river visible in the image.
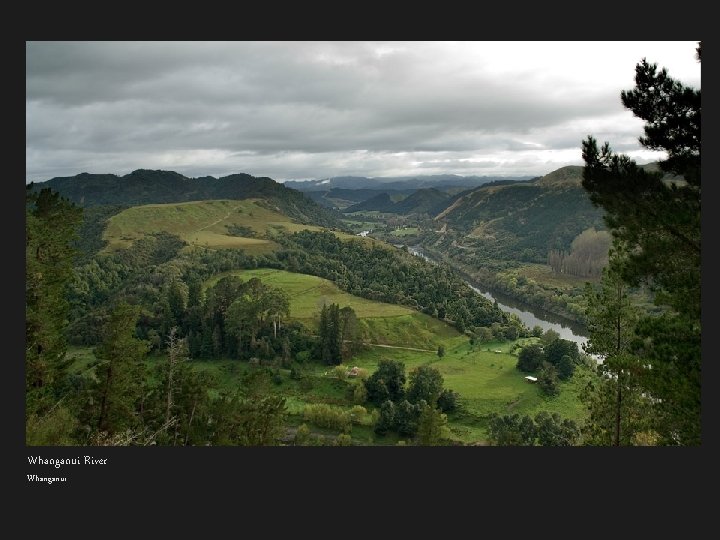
[404,245,589,350]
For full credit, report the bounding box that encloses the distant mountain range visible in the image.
[284,174,534,192]
[28,169,345,229]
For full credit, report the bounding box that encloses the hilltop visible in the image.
[29,169,345,229]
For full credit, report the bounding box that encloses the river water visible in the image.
[404,245,589,350]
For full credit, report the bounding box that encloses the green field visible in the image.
[390,227,419,237]
[198,268,589,442]
[67,331,589,445]
[103,199,324,253]
[205,268,458,349]
[345,337,591,442]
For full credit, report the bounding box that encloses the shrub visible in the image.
[437,389,460,412]
[294,423,311,446]
[333,365,347,380]
[303,404,352,433]
[333,434,353,446]
[349,405,368,425]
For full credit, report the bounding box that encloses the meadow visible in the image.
[205,268,458,349]
[102,199,324,253]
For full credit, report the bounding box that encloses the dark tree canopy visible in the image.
[364,358,406,405]
[516,344,544,373]
[581,47,700,445]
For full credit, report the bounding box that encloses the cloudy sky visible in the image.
[26,41,700,183]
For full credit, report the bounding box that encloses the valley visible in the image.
[28,168,597,446]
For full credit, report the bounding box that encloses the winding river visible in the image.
[404,245,589,350]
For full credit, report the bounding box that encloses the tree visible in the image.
[394,399,420,437]
[581,47,700,444]
[86,303,150,437]
[544,338,579,374]
[537,361,559,397]
[416,403,448,446]
[540,329,560,347]
[338,306,360,361]
[583,263,649,446]
[211,392,287,446]
[364,358,406,405]
[149,327,214,445]
[26,186,82,417]
[437,344,446,358]
[167,281,187,326]
[533,411,580,446]
[318,303,342,365]
[516,344,544,373]
[437,389,459,413]
[374,400,396,435]
[556,354,575,381]
[406,365,444,406]
[487,413,535,446]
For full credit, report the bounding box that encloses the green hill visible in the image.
[102,199,362,254]
[30,169,344,229]
[343,192,397,213]
[433,178,605,262]
[392,188,450,215]
[206,268,459,349]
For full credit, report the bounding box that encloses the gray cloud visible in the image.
[26,41,701,182]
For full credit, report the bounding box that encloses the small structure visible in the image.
[524,376,538,383]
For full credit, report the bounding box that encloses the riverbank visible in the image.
[405,245,589,350]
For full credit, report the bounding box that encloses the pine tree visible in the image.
[319,303,342,365]
[583,261,647,445]
[581,46,700,444]
[87,303,150,437]
[416,403,448,446]
[26,186,82,412]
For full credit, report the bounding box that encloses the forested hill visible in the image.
[425,161,676,263]
[29,169,345,229]
[343,188,451,215]
[432,172,606,262]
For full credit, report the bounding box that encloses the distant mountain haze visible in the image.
[284,174,533,192]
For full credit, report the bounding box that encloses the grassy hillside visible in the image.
[205,268,459,349]
[348,337,591,442]
[103,199,330,253]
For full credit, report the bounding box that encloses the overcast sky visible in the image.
[26,41,701,183]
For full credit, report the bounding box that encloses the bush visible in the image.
[364,358,406,405]
[333,365,347,380]
[333,434,353,446]
[294,423,311,446]
[298,377,313,392]
[517,344,544,373]
[349,405,368,425]
[303,404,352,433]
[374,400,396,435]
[538,362,560,396]
[289,362,306,380]
[437,389,460,412]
